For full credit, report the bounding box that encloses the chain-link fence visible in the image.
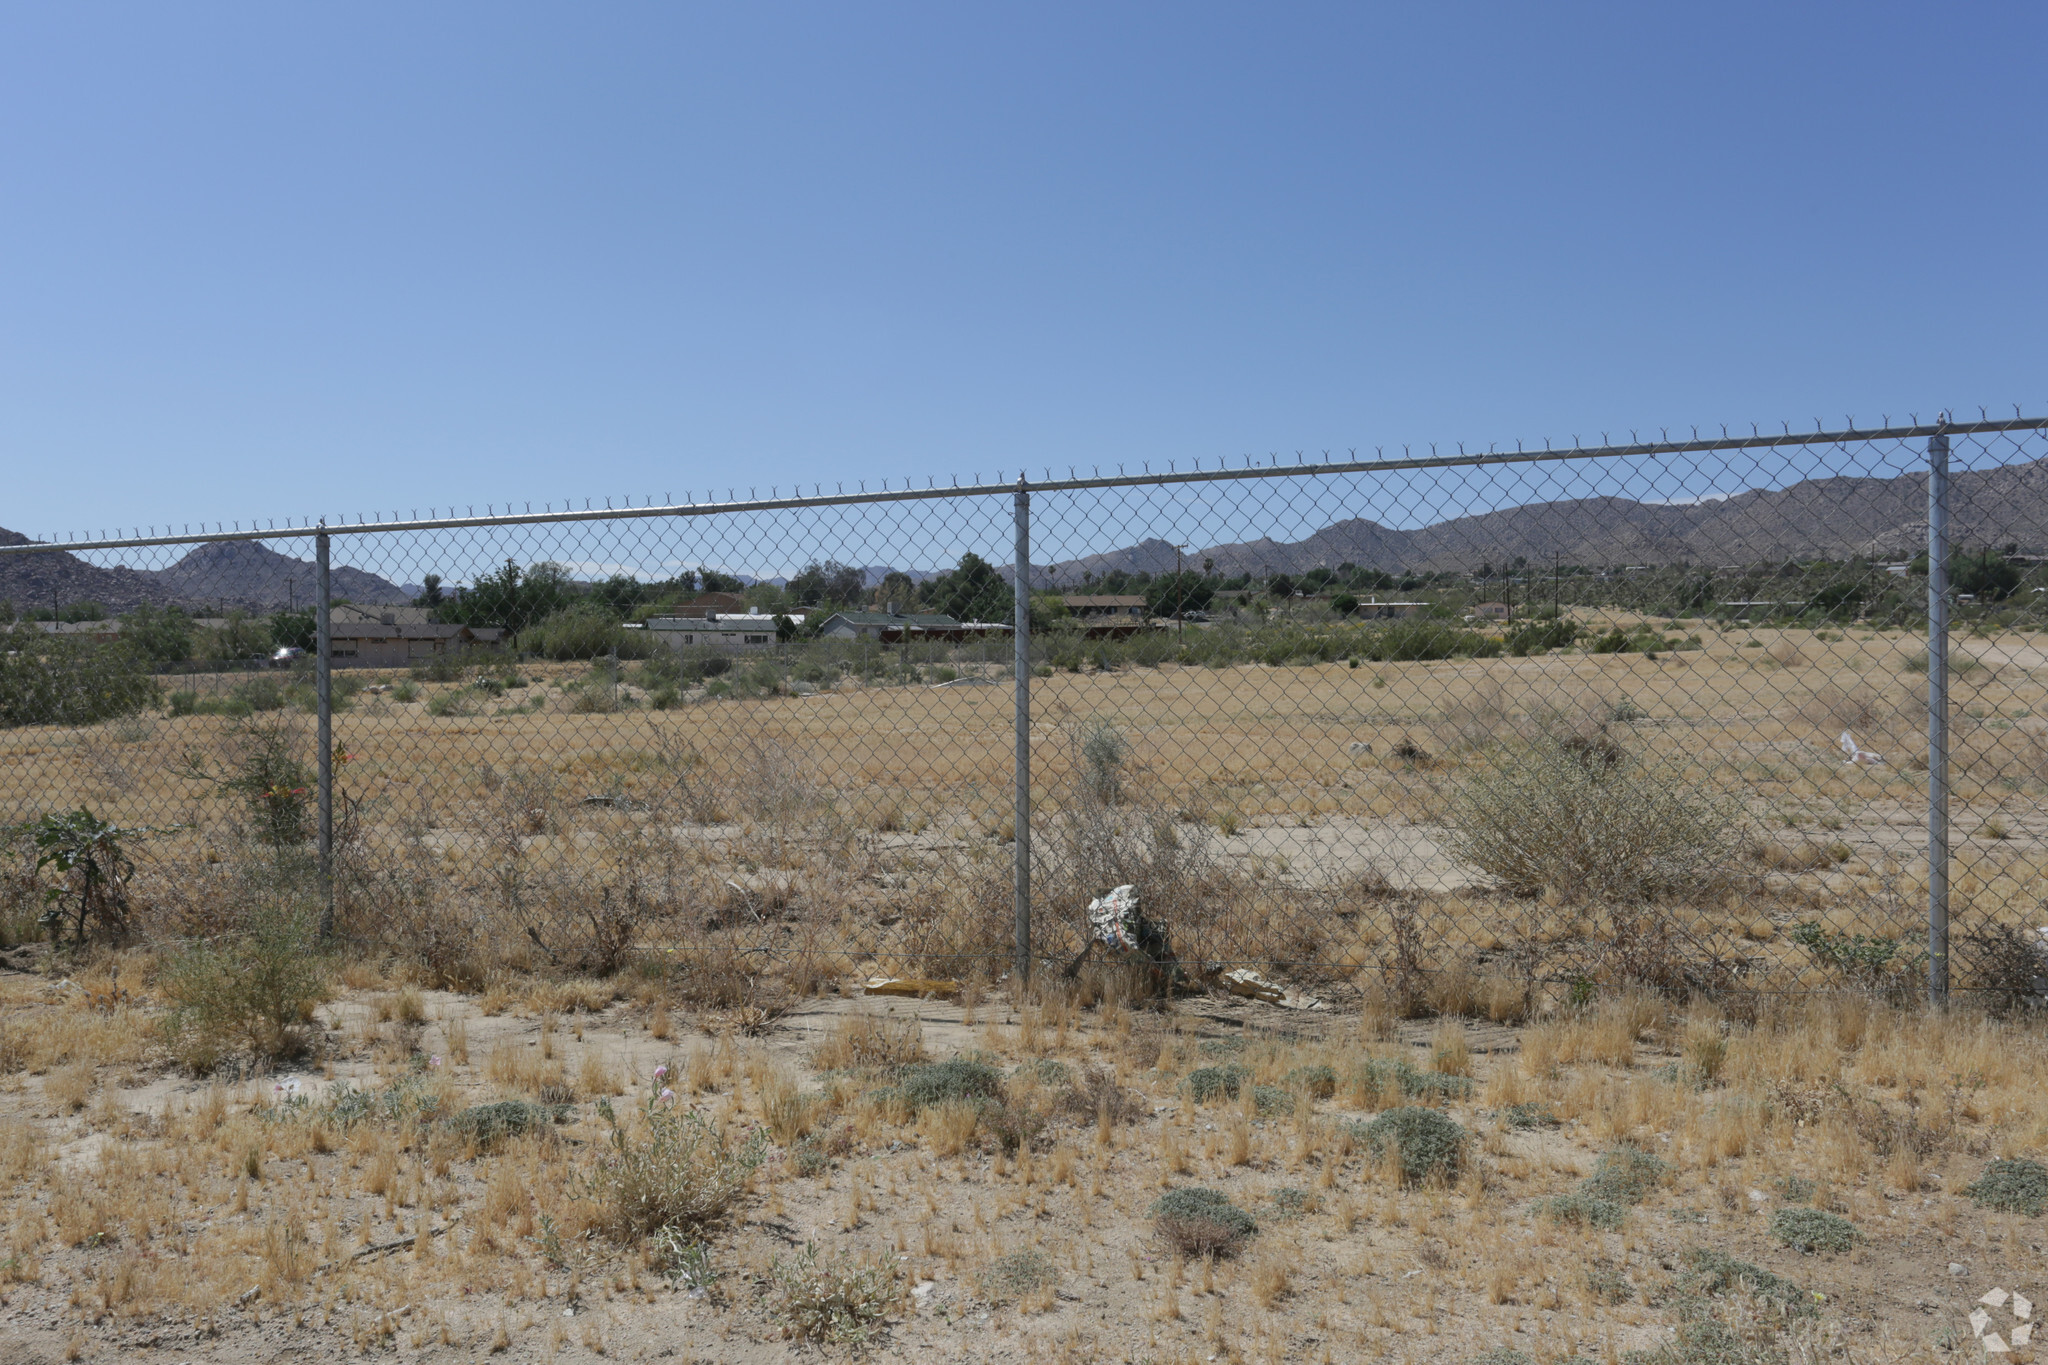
[5,414,2047,1011]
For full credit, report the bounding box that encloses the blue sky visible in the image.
[2,3,2043,552]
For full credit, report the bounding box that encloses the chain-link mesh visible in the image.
[4,417,2045,1010]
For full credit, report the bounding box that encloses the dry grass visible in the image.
[0,971,2039,1361]
[809,1014,928,1071]
[0,624,2041,1010]
[4,624,2048,1355]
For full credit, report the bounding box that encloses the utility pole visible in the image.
[1173,544,1187,639]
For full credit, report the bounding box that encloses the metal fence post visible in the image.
[1926,426,1950,1007]
[1012,477,1032,985]
[315,525,334,940]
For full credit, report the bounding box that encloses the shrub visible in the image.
[11,808,153,945]
[1185,1064,1249,1104]
[168,689,253,718]
[1151,1187,1258,1257]
[1963,1157,2048,1216]
[1678,1246,1811,1316]
[1442,737,1738,902]
[302,1075,444,1128]
[979,1095,1050,1154]
[1584,1145,1669,1204]
[159,900,331,1069]
[1533,1144,1667,1228]
[790,1137,831,1177]
[228,676,288,712]
[1281,1064,1337,1099]
[521,605,636,661]
[1250,1084,1292,1116]
[649,1227,718,1292]
[1533,1191,1626,1229]
[1270,1186,1316,1219]
[1585,1266,1634,1305]
[1769,1207,1859,1254]
[176,714,317,845]
[1502,1102,1560,1129]
[1506,617,1579,657]
[424,689,472,717]
[1054,1064,1148,1127]
[1788,921,1915,986]
[1349,1056,1474,1105]
[589,1091,768,1241]
[1956,923,2048,1013]
[1360,619,1500,662]
[445,1100,571,1151]
[0,627,159,728]
[771,1242,899,1344]
[976,1248,1059,1303]
[1350,1107,1466,1186]
[899,1058,1003,1111]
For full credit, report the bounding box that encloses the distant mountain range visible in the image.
[0,528,172,614]
[0,534,411,614]
[145,540,412,610]
[7,455,2046,615]
[1036,457,2048,581]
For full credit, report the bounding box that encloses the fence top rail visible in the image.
[7,414,2042,556]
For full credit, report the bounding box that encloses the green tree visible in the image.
[120,604,194,663]
[787,560,867,608]
[1144,572,1215,618]
[417,573,444,606]
[442,561,579,633]
[1953,549,2021,602]
[269,610,316,653]
[1909,548,2022,602]
[196,610,272,661]
[1809,582,1863,618]
[523,603,631,660]
[873,570,916,610]
[0,627,159,728]
[925,553,1013,623]
[589,574,648,617]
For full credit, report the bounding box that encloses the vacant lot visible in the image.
[2,616,2045,1361]
[1,959,2044,1364]
[3,617,2042,999]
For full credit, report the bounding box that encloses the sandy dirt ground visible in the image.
[3,958,2045,1365]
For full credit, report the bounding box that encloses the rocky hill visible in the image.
[1043,457,2048,580]
[0,533,411,614]
[144,540,411,610]
[0,530,173,614]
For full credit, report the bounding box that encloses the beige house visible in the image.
[1353,599,1431,620]
[1061,594,1148,620]
[328,622,505,668]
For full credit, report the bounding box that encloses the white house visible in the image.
[644,614,783,652]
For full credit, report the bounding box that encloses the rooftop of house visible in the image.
[330,604,436,626]
[328,622,504,640]
[644,615,783,629]
[818,611,963,628]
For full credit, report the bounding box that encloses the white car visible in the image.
[271,646,305,666]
